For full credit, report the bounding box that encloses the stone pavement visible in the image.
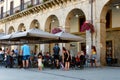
[0,67,120,80]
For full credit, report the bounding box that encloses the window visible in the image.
[36,0,39,5]
[0,0,4,2]
[106,40,113,64]
[0,7,3,19]
[106,40,113,57]
[10,1,14,15]
[31,0,34,5]
[106,10,112,29]
[20,0,24,11]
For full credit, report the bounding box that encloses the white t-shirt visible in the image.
[0,51,3,54]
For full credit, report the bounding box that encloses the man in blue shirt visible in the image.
[21,43,30,68]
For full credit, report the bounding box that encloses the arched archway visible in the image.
[65,8,86,56]
[30,19,40,29]
[8,26,15,50]
[45,15,60,33]
[29,19,40,54]
[100,0,120,65]
[0,29,4,33]
[44,15,60,54]
[18,23,26,31]
[65,8,86,33]
[8,26,15,34]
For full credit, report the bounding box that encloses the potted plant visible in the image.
[52,27,62,34]
[15,10,20,13]
[27,4,33,8]
[43,0,48,2]
[5,14,9,17]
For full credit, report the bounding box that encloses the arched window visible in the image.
[10,1,14,15]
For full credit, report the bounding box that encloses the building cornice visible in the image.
[0,0,76,23]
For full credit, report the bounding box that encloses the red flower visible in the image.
[81,22,95,33]
[52,27,62,34]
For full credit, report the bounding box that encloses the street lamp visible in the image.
[114,4,120,9]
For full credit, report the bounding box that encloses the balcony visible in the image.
[0,0,74,23]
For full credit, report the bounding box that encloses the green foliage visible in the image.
[43,0,48,2]
[27,4,33,8]
[5,14,9,17]
[15,10,20,13]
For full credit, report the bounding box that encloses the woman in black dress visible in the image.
[62,47,71,70]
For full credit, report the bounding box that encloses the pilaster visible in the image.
[86,30,92,56]
[95,19,106,66]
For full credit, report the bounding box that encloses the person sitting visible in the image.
[75,52,81,68]
[43,52,52,68]
[0,48,4,63]
[80,51,85,68]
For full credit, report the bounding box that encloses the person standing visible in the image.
[37,53,43,71]
[21,43,30,69]
[80,51,85,68]
[91,46,97,67]
[5,48,10,68]
[53,43,60,68]
[0,47,4,61]
[62,47,70,71]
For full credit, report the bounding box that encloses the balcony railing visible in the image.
[0,0,74,22]
[0,0,48,19]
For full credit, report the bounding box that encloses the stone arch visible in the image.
[44,15,60,54]
[99,0,120,65]
[30,19,40,29]
[29,19,41,54]
[0,29,4,33]
[100,2,110,21]
[45,15,60,33]
[18,23,26,31]
[8,26,15,34]
[64,8,86,56]
[65,8,86,33]
[100,0,120,27]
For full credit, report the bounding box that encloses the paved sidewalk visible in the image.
[0,67,120,80]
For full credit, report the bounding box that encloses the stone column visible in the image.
[86,30,92,56]
[95,19,106,66]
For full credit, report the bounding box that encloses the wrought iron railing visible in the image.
[0,0,50,19]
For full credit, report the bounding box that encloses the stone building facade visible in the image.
[0,0,120,66]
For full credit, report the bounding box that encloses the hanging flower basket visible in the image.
[52,27,62,34]
[81,21,95,33]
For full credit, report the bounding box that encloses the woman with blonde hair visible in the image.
[91,46,97,67]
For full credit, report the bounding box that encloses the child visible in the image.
[37,53,42,71]
[60,62,64,70]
